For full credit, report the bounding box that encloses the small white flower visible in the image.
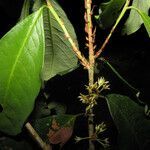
[98,77,105,88]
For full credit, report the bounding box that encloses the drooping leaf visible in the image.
[122,0,150,35]
[96,0,126,29]
[106,94,150,150]
[0,9,44,135]
[33,0,78,81]
[33,115,76,147]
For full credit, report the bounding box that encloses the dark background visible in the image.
[0,0,150,149]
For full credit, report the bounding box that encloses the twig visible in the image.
[85,0,95,84]
[45,0,90,69]
[95,0,131,58]
[25,122,52,150]
[85,0,95,149]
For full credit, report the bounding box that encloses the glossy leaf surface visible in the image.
[0,9,44,135]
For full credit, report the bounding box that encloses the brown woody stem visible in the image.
[85,0,95,149]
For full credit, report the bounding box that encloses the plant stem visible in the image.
[45,0,90,69]
[25,122,51,150]
[85,0,95,149]
[85,0,95,85]
[88,110,95,150]
[127,5,142,13]
[95,0,131,58]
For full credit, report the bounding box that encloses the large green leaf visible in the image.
[106,94,150,150]
[96,0,126,29]
[33,0,78,81]
[0,9,44,135]
[122,0,150,35]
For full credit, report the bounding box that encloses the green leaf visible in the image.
[32,0,44,12]
[0,9,44,135]
[122,0,150,35]
[106,94,150,150]
[33,115,76,146]
[96,0,126,29]
[136,10,150,37]
[19,0,31,21]
[33,0,78,81]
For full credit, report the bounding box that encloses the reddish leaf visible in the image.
[33,114,76,147]
[47,119,73,147]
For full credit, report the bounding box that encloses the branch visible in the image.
[85,0,95,149]
[95,0,131,58]
[85,0,95,85]
[45,0,90,69]
[25,122,52,150]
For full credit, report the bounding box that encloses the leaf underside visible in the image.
[122,0,150,35]
[33,0,78,81]
[138,11,150,37]
[106,94,150,150]
[0,9,44,135]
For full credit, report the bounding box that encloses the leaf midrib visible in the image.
[45,8,54,76]
[3,10,43,105]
